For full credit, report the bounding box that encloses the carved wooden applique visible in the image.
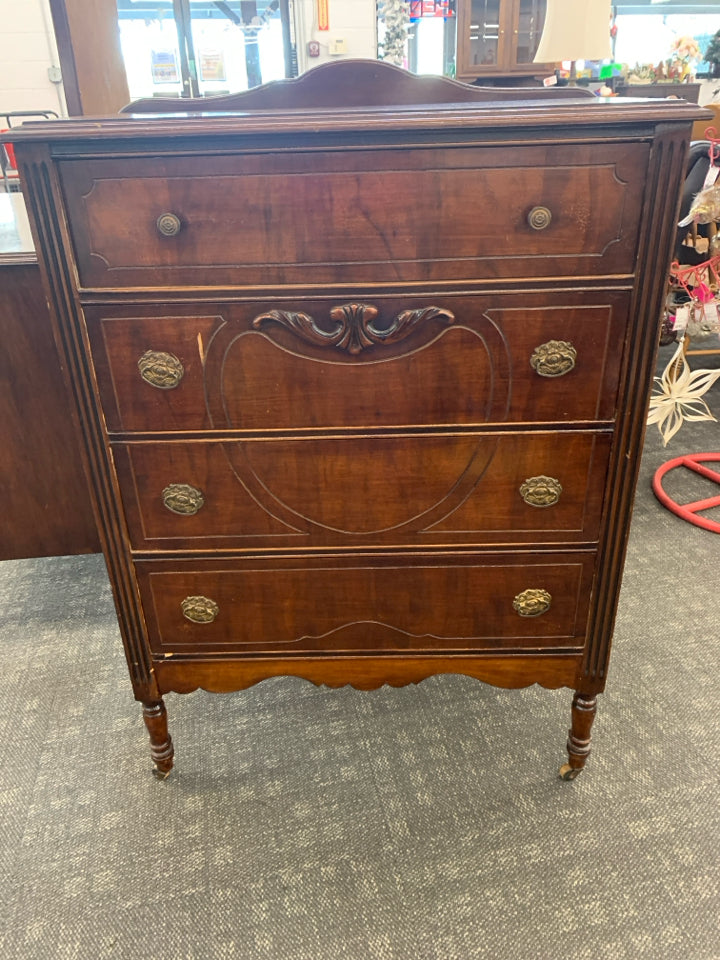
[252,304,456,355]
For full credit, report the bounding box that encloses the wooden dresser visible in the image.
[11,61,705,779]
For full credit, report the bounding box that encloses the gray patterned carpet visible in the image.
[1,346,719,960]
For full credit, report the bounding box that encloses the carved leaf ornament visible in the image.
[252,303,455,354]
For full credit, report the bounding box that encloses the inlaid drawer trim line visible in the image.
[113,431,611,549]
[60,143,649,288]
[138,554,594,655]
[90,295,627,433]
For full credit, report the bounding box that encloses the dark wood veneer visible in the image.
[0,261,98,559]
[11,60,707,778]
[136,551,595,657]
[154,653,581,696]
[85,291,630,434]
[113,431,611,551]
[59,142,646,288]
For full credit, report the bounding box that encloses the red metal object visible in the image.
[652,453,720,533]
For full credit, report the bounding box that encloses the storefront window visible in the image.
[117,0,287,101]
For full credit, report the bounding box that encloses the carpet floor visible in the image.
[0,345,718,960]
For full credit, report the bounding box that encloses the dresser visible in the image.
[11,61,705,780]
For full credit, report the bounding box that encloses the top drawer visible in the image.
[59,142,648,289]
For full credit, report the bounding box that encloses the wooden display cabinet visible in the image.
[456,0,551,82]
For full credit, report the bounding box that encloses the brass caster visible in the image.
[559,763,582,781]
[152,766,172,780]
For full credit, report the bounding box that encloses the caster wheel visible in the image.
[152,766,172,780]
[559,763,582,781]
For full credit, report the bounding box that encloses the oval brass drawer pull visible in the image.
[530,340,577,378]
[527,206,552,230]
[156,213,182,237]
[138,350,184,389]
[519,476,562,508]
[162,483,205,515]
[513,588,552,617]
[181,596,219,623]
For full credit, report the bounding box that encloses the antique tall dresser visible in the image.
[12,61,705,779]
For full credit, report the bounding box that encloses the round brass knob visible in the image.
[156,213,182,237]
[530,340,577,378]
[513,588,552,618]
[138,350,184,389]
[519,476,562,508]
[181,596,219,623]
[162,483,205,515]
[527,206,552,230]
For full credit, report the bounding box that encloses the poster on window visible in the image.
[150,50,180,84]
[199,50,227,82]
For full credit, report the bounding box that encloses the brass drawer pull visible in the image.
[138,350,184,389]
[181,596,219,623]
[156,213,182,237]
[162,483,205,515]
[519,476,562,508]
[528,206,552,230]
[513,588,552,617]
[530,340,577,378]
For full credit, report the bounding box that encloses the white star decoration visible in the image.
[647,339,720,445]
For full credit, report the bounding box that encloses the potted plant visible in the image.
[669,35,701,82]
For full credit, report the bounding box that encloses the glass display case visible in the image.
[456,0,550,82]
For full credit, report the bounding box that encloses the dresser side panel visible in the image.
[580,123,693,690]
[16,144,157,701]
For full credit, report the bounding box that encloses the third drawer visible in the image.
[114,430,612,551]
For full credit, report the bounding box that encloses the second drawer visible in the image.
[114,430,612,550]
[86,291,630,434]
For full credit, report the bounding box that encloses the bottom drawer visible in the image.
[136,552,595,657]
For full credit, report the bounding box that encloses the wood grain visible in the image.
[122,58,592,114]
[135,551,595,656]
[85,291,630,434]
[12,62,703,772]
[59,142,647,288]
[48,0,129,115]
[0,262,98,559]
[155,652,582,695]
[114,431,611,551]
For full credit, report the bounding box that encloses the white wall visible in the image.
[294,0,377,74]
[0,0,66,117]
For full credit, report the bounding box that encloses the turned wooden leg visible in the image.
[142,699,174,778]
[559,692,597,781]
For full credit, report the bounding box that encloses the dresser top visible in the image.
[7,59,709,145]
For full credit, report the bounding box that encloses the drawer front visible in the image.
[87,291,629,433]
[136,552,595,656]
[115,431,611,550]
[60,143,647,288]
